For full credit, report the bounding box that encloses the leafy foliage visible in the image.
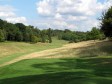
[48,28,52,43]
[100,6,112,37]
[0,18,105,43]
[0,29,5,42]
[53,27,104,43]
[0,19,52,43]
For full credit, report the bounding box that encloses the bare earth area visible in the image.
[0,40,102,67]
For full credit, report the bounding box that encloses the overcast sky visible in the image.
[0,0,112,31]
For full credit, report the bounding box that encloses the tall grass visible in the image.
[46,41,112,58]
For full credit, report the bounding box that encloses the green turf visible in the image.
[0,41,112,84]
[0,38,68,64]
[0,57,112,84]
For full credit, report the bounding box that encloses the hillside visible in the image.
[0,40,112,84]
[0,38,68,65]
[0,0,112,84]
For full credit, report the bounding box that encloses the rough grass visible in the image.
[45,41,112,58]
[0,40,112,84]
[0,38,68,64]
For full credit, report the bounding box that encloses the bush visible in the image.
[31,35,38,43]
[0,29,5,42]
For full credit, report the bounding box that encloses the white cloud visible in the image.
[6,17,27,25]
[0,12,15,17]
[54,13,63,20]
[0,5,27,25]
[37,0,105,16]
[67,15,88,21]
[36,0,53,16]
[36,0,112,31]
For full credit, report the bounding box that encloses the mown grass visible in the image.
[0,40,112,84]
[0,57,112,84]
[0,38,68,64]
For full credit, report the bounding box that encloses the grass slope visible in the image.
[42,41,112,58]
[0,38,68,64]
[0,40,112,84]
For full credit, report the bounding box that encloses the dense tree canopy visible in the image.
[52,27,105,43]
[0,19,52,43]
[0,18,105,43]
[101,6,112,37]
[0,29,5,42]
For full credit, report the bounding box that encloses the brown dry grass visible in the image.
[0,40,104,67]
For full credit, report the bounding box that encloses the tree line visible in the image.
[0,18,106,43]
[0,19,52,43]
[1,5,112,44]
[51,28,105,43]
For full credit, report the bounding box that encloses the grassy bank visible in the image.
[0,38,68,64]
[0,40,112,84]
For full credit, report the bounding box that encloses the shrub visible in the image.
[31,35,38,43]
[0,29,5,42]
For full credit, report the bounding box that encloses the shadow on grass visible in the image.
[0,58,112,84]
[0,71,112,84]
[0,41,112,84]
[31,58,112,77]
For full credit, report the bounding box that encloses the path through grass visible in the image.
[0,38,68,64]
[0,40,112,84]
